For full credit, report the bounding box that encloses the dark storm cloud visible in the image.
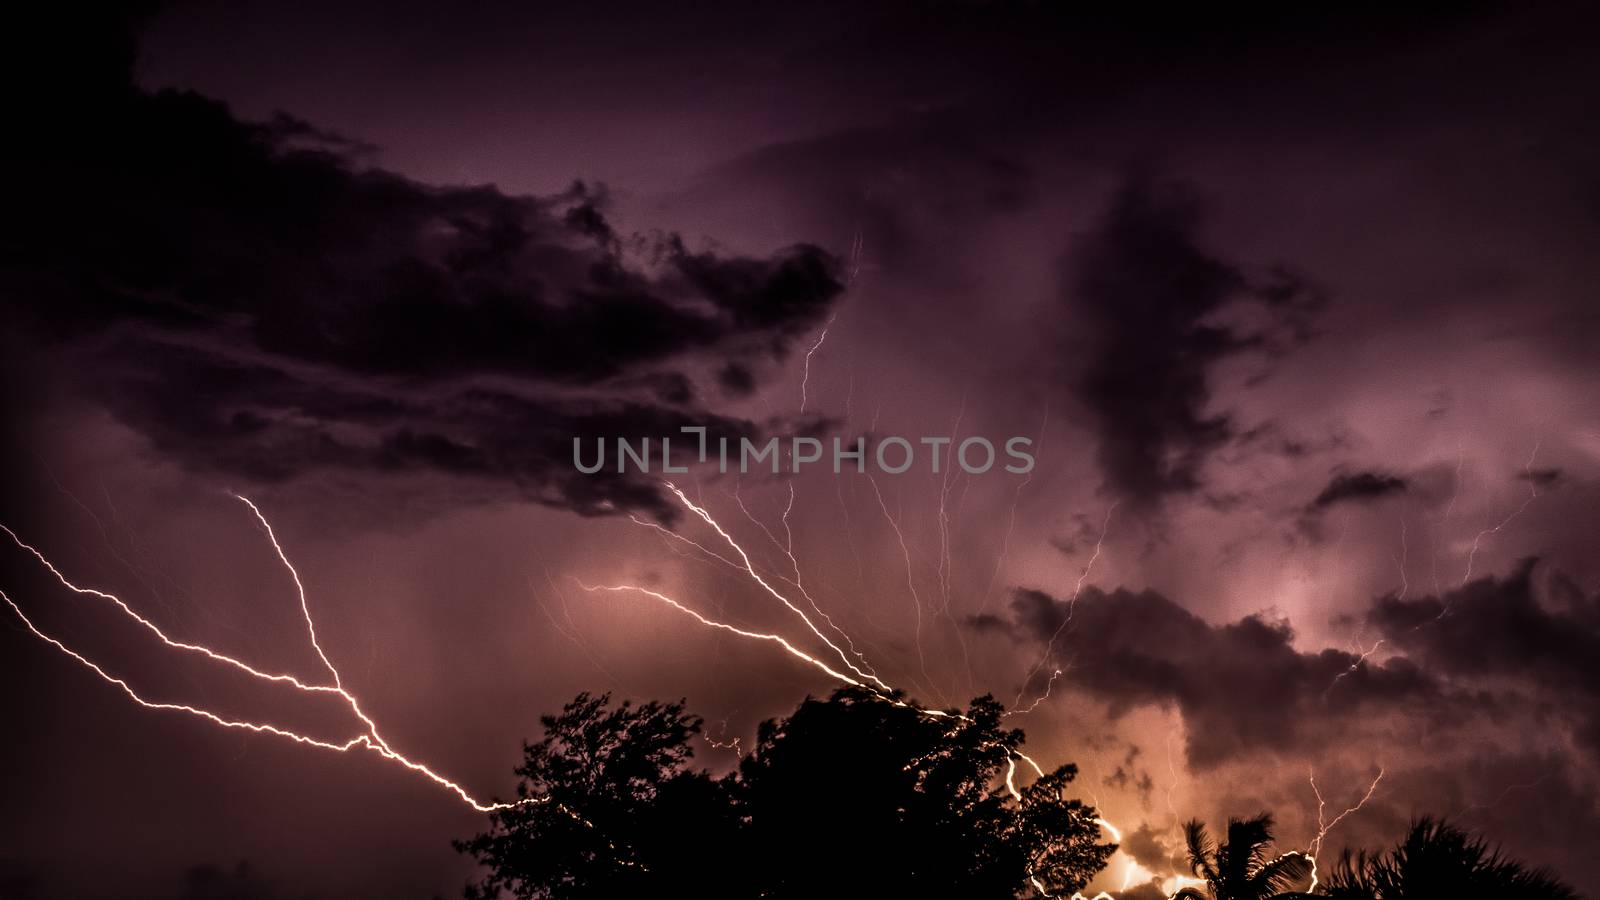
[716,362,757,398]
[973,585,1437,768]
[1519,467,1565,488]
[90,334,757,520]
[1310,471,1410,510]
[977,563,1600,774]
[1064,179,1320,509]
[1368,558,1600,758]
[3,60,842,519]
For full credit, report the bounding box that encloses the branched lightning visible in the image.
[1458,437,1543,589]
[1279,766,1386,894]
[2,500,553,814]
[1014,502,1117,708]
[582,576,1052,783]
[629,513,744,572]
[744,482,877,678]
[601,488,1048,766]
[1308,767,1386,858]
[1005,668,1062,718]
[1322,637,1386,700]
[982,404,1049,615]
[578,582,869,687]
[867,473,942,701]
[663,482,892,692]
[587,481,1148,898]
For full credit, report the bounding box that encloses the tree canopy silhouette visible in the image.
[455,687,1116,899]
[1322,817,1579,900]
[453,694,738,899]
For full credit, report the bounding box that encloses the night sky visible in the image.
[4,3,1600,898]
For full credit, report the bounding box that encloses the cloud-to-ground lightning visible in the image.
[9,458,1390,900]
[2,499,551,814]
[1307,767,1386,858]
[583,480,1148,898]
[581,573,1057,788]
[1268,766,1386,894]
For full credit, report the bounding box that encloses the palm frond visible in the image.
[1183,819,1219,884]
[1251,850,1313,894]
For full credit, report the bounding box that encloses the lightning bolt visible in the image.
[1454,773,1553,819]
[982,404,1049,615]
[1307,767,1386,857]
[663,482,893,692]
[579,581,872,687]
[798,312,836,415]
[1013,502,1117,708]
[1322,636,1386,700]
[1395,499,1410,601]
[1005,668,1062,718]
[867,473,945,704]
[934,392,979,697]
[730,482,877,679]
[586,481,1148,899]
[2,499,554,814]
[1458,437,1543,589]
[14,453,1147,899]
[1147,767,1383,898]
[1285,766,1386,893]
[584,576,1053,785]
[937,390,969,606]
[598,489,1051,762]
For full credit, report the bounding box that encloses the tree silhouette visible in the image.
[1175,813,1313,900]
[1322,817,1579,900]
[453,694,739,899]
[735,688,1114,897]
[456,688,1115,898]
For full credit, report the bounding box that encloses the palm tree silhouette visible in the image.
[1322,817,1578,899]
[1175,813,1314,900]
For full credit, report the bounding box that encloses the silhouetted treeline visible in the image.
[458,689,1581,899]
[454,688,1114,898]
[1322,818,1579,900]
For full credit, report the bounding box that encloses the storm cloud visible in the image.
[1368,558,1600,759]
[6,3,1600,898]
[1311,471,1410,510]
[1063,180,1319,509]
[972,585,1439,768]
[5,55,843,521]
[976,561,1600,775]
